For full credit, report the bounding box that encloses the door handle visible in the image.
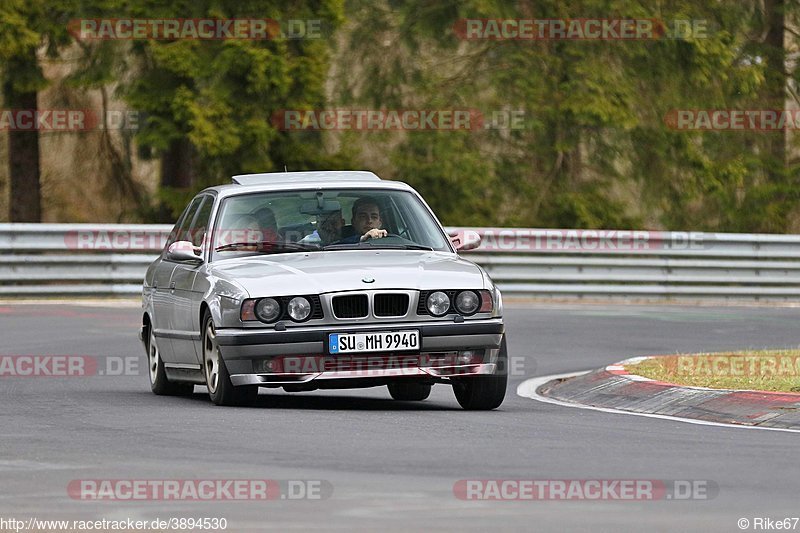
[170,281,176,292]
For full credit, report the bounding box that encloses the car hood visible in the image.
[209,250,485,297]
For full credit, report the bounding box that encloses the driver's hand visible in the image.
[360,229,388,241]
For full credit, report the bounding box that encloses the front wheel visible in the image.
[388,382,432,401]
[147,327,194,396]
[202,313,258,406]
[452,336,508,410]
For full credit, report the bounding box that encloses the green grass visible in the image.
[624,349,800,393]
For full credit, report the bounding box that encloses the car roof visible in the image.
[202,171,416,198]
[232,170,381,186]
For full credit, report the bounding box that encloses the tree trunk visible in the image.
[156,137,196,221]
[763,0,786,170]
[4,51,42,222]
[160,137,195,189]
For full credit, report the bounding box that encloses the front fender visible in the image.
[201,269,249,328]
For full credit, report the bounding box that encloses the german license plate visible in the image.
[328,330,420,354]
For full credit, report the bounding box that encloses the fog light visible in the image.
[457,350,483,364]
[257,358,282,373]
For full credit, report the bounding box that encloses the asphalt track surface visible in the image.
[1,301,799,532]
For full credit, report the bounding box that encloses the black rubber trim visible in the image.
[215,321,504,347]
[154,330,202,341]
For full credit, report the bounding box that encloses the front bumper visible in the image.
[214,318,504,386]
[228,363,498,387]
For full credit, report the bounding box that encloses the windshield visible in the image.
[211,188,451,260]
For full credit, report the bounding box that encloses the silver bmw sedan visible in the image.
[140,171,506,409]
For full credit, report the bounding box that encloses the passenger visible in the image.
[318,210,345,244]
[253,206,278,239]
[301,209,346,245]
[229,215,265,245]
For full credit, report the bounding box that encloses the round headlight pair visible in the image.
[426,290,480,316]
[254,296,312,323]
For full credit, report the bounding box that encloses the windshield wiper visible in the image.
[323,242,433,251]
[215,240,319,253]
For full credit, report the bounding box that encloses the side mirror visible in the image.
[167,241,203,262]
[448,230,482,252]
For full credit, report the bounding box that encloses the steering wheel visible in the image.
[363,232,401,240]
[363,233,422,246]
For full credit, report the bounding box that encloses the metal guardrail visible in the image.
[1,224,799,300]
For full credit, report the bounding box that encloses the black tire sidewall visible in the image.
[148,326,192,396]
[203,312,257,406]
[388,382,432,401]
[453,336,508,410]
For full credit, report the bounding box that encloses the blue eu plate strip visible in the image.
[329,334,339,354]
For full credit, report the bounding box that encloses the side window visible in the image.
[188,196,214,247]
[172,196,204,246]
[166,198,198,248]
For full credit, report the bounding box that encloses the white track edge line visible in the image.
[516,371,800,435]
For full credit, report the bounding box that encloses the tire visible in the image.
[202,312,258,406]
[147,326,194,396]
[387,382,432,401]
[452,336,508,410]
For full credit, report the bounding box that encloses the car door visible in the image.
[150,258,178,362]
[155,196,204,364]
[169,194,215,366]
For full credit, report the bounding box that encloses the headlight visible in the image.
[426,291,451,316]
[455,290,480,315]
[255,298,281,323]
[287,296,311,322]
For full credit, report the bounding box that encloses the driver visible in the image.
[339,197,387,243]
